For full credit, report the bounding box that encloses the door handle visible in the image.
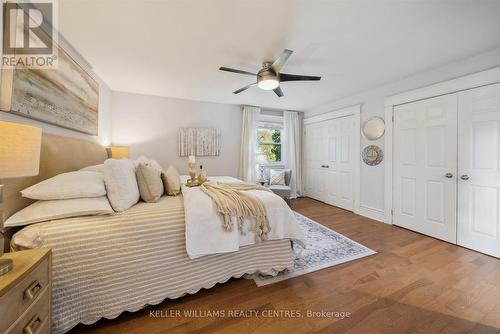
[445,173,453,178]
[461,174,470,180]
[325,165,329,168]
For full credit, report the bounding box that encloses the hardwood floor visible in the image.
[71,198,500,334]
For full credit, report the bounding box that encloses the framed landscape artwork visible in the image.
[0,42,99,135]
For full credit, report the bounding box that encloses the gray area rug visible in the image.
[252,212,376,286]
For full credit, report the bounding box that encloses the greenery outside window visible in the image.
[257,125,282,163]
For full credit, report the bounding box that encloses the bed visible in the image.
[2,134,297,334]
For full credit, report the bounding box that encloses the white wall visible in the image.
[111,92,242,176]
[306,48,500,217]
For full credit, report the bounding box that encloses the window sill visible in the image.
[258,163,285,168]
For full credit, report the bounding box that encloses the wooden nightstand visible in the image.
[0,248,52,334]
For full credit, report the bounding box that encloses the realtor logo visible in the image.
[2,0,58,68]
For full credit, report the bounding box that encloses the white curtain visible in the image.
[239,105,260,182]
[284,110,303,198]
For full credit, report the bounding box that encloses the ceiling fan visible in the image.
[219,49,321,97]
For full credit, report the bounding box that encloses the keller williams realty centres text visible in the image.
[149,309,351,319]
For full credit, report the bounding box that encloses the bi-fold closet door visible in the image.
[393,94,458,243]
[304,114,356,211]
[393,82,500,257]
[457,84,500,257]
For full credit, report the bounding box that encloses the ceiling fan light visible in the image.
[258,78,279,90]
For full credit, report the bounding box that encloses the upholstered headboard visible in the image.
[0,133,108,221]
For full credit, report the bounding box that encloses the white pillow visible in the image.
[81,164,106,173]
[21,171,106,200]
[4,197,114,227]
[104,158,140,212]
[269,169,286,185]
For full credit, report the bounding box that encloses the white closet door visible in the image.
[457,83,500,257]
[393,94,458,243]
[303,123,315,198]
[304,122,327,200]
[304,115,355,210]
[324,115,356,210]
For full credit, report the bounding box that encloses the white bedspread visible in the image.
[182,176,305,258]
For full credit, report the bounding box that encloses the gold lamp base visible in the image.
[0,258,13,276]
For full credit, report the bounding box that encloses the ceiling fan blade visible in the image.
[280,73,321,82]
[271,49,293,72]
[233,83,256,94]
[219,67,256,76]
[273,86,284,97]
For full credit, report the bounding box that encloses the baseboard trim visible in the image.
[355,205,385,223]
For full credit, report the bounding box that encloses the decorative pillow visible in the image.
[21,171,106,200]
[4,197,114,227]
[161,165,181,196]
[133,156,162,173]
[80,164,107,173]
[104,158,140,212]
[136,162,164,203]
[269,169,286,185]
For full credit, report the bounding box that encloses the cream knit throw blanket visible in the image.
[200,181,272,241]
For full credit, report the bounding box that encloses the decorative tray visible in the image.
[185,178,209,187]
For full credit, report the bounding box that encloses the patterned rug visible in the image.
[251,212,376,286]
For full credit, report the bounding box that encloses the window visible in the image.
[257,125,282,163]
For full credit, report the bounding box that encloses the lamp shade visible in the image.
[107,146,129,159]
[256,153,268,165]
[0,121,42,178]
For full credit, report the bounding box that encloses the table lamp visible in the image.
[0,121,42,276]
[256,153,268,182]
[188,155,196,181]
[106,146,129,159]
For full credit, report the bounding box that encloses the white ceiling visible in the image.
[59,0,500,111]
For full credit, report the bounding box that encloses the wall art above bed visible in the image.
[178,127,221,157]
[0,41,99,135]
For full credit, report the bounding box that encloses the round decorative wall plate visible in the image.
[362,145,384,166]
[361,116,385,140]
